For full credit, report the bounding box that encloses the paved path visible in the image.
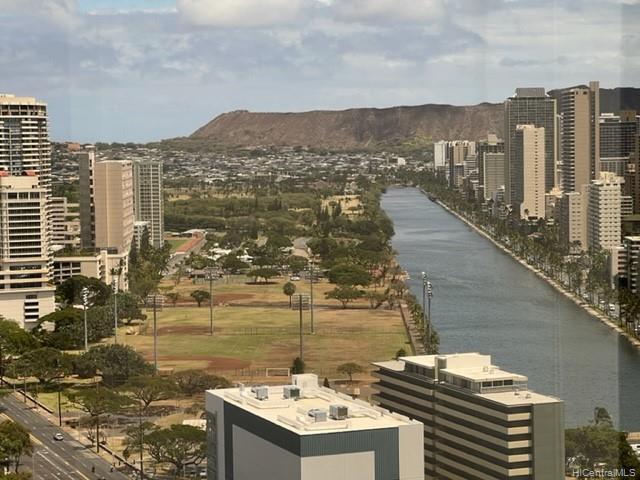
[0,393,130,480]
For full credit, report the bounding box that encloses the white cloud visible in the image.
[176,0,307,27]
[2,0,79,27]
[332,0,445,22]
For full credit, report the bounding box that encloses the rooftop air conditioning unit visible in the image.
[308,409,327,423]
[283,386,300,400]
[330,404,348,420]
[255,386,269,400]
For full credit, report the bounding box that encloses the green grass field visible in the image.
[166,238,190,252]
[121,301,408,382]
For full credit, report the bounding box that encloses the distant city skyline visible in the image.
[2,0,638,142]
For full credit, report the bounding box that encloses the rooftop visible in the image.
[207,374,419,435]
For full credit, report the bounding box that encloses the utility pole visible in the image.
[57,381,63,427]
[298,294,304,361]
[82,287,89,351]
[146,294,163,374]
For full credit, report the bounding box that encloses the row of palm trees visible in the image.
[420,174,640,338]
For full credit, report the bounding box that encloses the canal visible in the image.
[382,187,640,429]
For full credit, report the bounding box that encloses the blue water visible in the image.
[382,187,640,429]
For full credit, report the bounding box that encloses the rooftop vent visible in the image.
[308,409,327,423]
[254,386,269,401]
[330,404,348,421]
[283,386,300,400]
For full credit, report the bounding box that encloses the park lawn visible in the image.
[122,303,408,382]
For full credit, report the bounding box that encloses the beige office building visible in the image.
[559,81,600,193]
[78,148,97,250]
[93,160,134,255]
[372,353,564,480]
[133,159,164,249]
[0,175,55,328]
[558,191,587,252]
[587,171,622,252]
[515,125,546,219]
[50,196,80,249]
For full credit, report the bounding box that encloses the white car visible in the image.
[290,275,301,281]
[53,433,64,441]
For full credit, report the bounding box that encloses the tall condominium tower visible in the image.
[587,171,622,252]
[0,94,55,328]
[372,353,564,480]
[447,141,475,189]
[514,125,546,219]
[78,148,97,250]
[476,133,504,188]
[600,111,638,176]
[557,81,600,193]
[504,88,557,205]
[133,159,164,249]
[93,160,134,255]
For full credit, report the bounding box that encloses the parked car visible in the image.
[289,275,301,281]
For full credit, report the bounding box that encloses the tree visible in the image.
[365,291,387,309]
[337,362,364,383]
[68,387,134,453]
[9,348,72,388]
[114,292,143,322]
[328,263,371,287]
[190,290,210,307]
[173,370,231,396]
[291,357,305,374]
[0,420,32,473]
[395,348,407,359]
[323,377,330,388]
[144,425,206,478]
[220,255,248,274]
[56,276,111,307]
[0,319,38,378]
[165,292,180,307]
[247,267,279,284]
[122,376,178,412]
[123,421,158,460]
[325,286,364,309]
[286,255,308,273]
[73,344,154,387]
[283,282,296,307]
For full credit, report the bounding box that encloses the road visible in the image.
[0,393,130,480]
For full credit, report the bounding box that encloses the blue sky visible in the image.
[1,0,638,143]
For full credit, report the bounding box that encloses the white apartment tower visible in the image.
[587,171,622,252]
[133,159,164,249]
[0,94,55,328]
[515,124,546,219]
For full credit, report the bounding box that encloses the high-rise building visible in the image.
[618,236,640,293]
[482,152,505,201]
[372,353,564,480]
[433,140,448,171]
[205,374,424,480]
[0,175,55,328]
[93,160,134,255]
[587,171,622,252]
[476,134,504,188]
[558,192,587,252]
[599,111,638,176]
[557,81,600,193]
[448,141,475,189]
[504,88,557,204]
[133,159,164,249]
[0,94,55,328]
[78,148,96,250]
[624,135,640,214]
[50,196,80,249]
[514,125,546,219]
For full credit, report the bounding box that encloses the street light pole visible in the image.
[421,271,427,325]
[309,260,314,334]
[298,294,304,361]
[82,287,89,351]
[205,267,215,336]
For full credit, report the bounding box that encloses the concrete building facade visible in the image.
[205,374,424,480]
[558,82,600,193]
[558,192,587,252]
[504,88,557,205]
[0,175,55,328]
[50,196,80,249]
[483,152,505,202]
[587,171,622,252]
[133,159,164,249]
[372,353,564,480]
[514,125,546,219]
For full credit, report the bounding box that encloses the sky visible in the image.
[1,0,639,143]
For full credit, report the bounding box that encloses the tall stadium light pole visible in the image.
[427,281,433,324]
[82,287,89,351]
[205,267,215,336]
[309,260,314,334]
[153,296,158,373]
[112,274,119,344]
[421,272,427,325]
